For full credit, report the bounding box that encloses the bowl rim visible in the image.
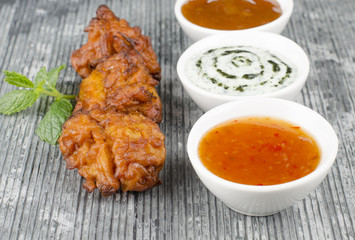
[176,31,310,100]
[187,98,339,193]
[174,0,294,34]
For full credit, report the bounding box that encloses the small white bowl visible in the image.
[177,31,309,112]
[187,98,338,216]
[174,0,294,42]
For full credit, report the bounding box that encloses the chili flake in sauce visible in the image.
[198,117,321,185]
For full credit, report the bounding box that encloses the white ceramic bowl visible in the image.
[174,0,294,42]
[187,98,338,216]
[177,31,309,112]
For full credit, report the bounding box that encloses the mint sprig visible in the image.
[35,98,73,145]
[0,65,76,145]
[0,90,39,114]
[3,71,34,88]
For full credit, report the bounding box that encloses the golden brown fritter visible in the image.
[75,70,106,111]
[60,6,165,195]
[71,5,161,80]
[94,50,159,88]
[75,54,162,123]
[59,109,166,194]
[59,111,120,194]
[106,84,162,123]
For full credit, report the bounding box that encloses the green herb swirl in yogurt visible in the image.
[185,46,296,96]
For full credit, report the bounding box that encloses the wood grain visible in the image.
[0,0,354,239]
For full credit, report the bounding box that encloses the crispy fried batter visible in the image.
[75,70,106,111]
[90,109,165,191]
[75,51,162,123]
[59,109,165,194]
[71,5,161,79]
[106,84,162,123]
[59,111,120,194]
[94,50,159,88]
[60,5,165,194]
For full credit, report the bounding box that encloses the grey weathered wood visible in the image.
[0,0,354,239]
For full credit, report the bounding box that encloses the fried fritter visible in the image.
[106,84,162,123]
[75,70,106,111]
[71,5,161,80]
[59,111,120,194]
[60,6,165,195]
[59,109,166,194]
[75,52,162,122]
[94,50,159,88]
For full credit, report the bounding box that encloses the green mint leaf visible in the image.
[34,65,65,97]
[42,84,58,96]
[35,98,73,145]
[3,71,34,88]
[47,65,65,88]
[34,66,47,88]
[33,66,55,96]
[0,89,39,115]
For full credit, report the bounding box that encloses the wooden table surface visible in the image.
[0,0,354,239]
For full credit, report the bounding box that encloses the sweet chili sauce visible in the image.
[198,117,321,186]
[181,0,282,30]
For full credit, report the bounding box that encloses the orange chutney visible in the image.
[181,0,282,30]
[198,117,321,185]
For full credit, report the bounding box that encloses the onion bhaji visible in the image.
[59,5,165,194]
[71,5,161,80]
[59,109,165,195]
[75,51,162,123]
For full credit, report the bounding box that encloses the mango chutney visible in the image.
[181,0,282,30]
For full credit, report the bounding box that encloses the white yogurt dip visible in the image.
[185,46,296,96]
